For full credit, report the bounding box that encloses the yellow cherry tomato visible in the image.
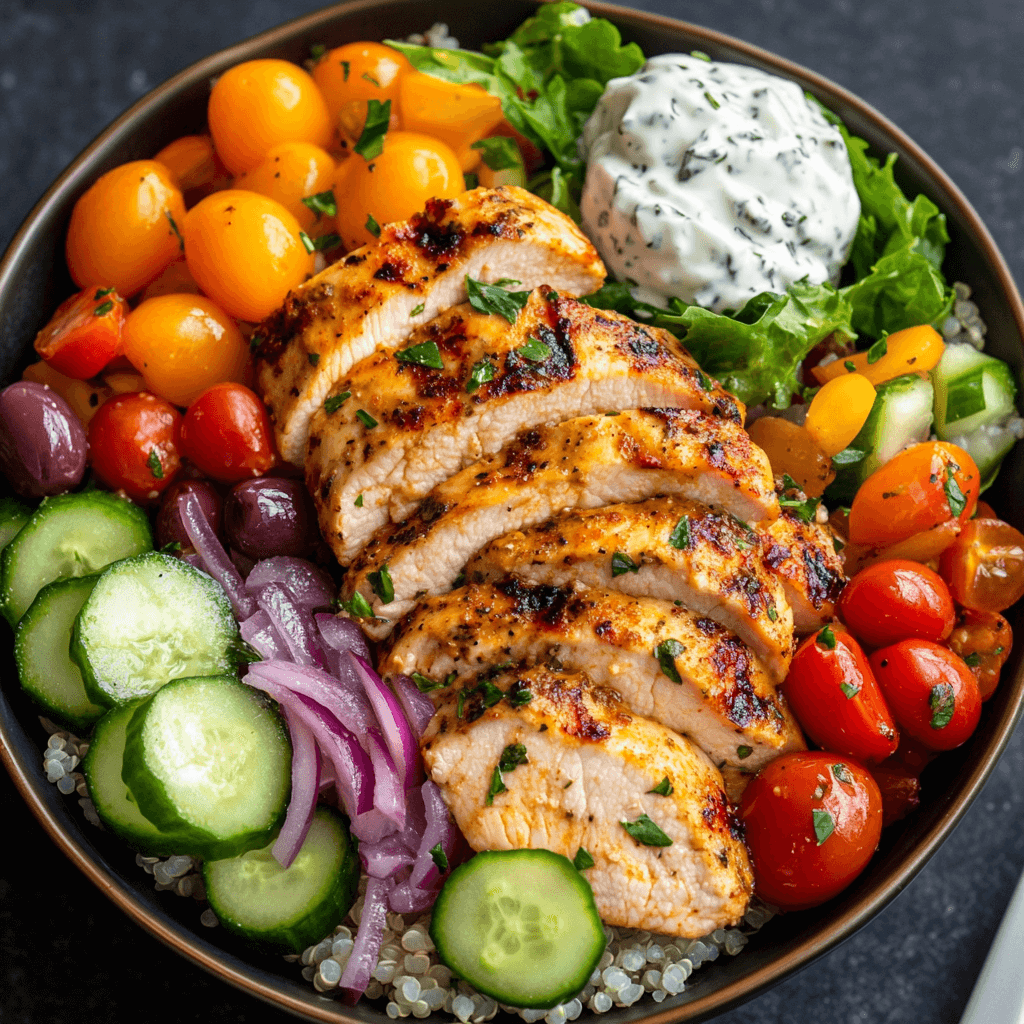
[153,134,229,197]
[234,142,336,233]
[65,160,186,298]
[812,325,945,386]
[804,372,877,456]
[398,72,504,162]
[208,59,333,175]
[334,131,463,250]
[312,42,411,115]
[122,293,249,407]
[183,190,315,323]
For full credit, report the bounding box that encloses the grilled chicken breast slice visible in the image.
[306,290,744,563]
[256,186,606,464]
[341,410,779,627]
[422,666,753,937]
[382,577,804,779]
[466,496,794,681]
[762,508,845,633]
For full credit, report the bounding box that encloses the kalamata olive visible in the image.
[0,381,87,497]
[155,479,224,551]
[224,476,318,559]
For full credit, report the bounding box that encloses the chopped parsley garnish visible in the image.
[410,302,425,318]
[354,99,391,160]
[516,336,552,363]
[338,592,373,618]
[844,360,856,372]
[812,808,834,846]
[159,541,181,553]
[767,606,778,622]
[249,334,264,354]
[356,409,378,429]
[476,679,505,708]
[93,299,114,317]
[146,449,164,479]
[506,683,533,708]
[963,652,982,668]
[780,491,820,524]
[310,43,326,61]
[486,766,507,805]
[866,337,888,364]
[94,286,115,299]
[621,813,673,847]
[466,358,496,393]
[611,552,640,577]
[487,743,528,805]
[654,639,685,684]
[817,625,837,650]
[368,563,394,604]
[832,763,854,785]
[395,340,444,369]
[340,60,350,80]
[647,776,674,796]
[308,352,320,367]
[929,682,956,729]
[165,211,184,251]
[365,213,381,238]
[456,690,467,719]
[300,231,341,253]
[573,847,595,871]
[944,464,967,519]
[324,391,351,414]
[493,278,522,287]
[703,90,720,110]
[411,671,454,693]
[429,843,449,872]
[668,515,691,550]
[737,745,753,759]
[301,190,337,219]
[465,275,532,323]
[831,447,866,469]
[361,72,381,87]
[463,172,479,190]
[470,136,522,170]
[354,494,363,507]
[839,680,861,699]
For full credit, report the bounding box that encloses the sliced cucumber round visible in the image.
[0,496,32,552]
[123,675,291,860]
[83,703,185,855]
[430,849,607,1009]
[204,807,359,954]
[0,490,152,626]
[15,574,105,729]
[72,551,240,707]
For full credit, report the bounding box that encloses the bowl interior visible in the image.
[1,1,1022,1022]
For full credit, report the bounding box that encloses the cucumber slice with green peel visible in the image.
[204,807,359,953]
[14,574,105,729]
[0,496,31,552]
[932,343,1018,438]
[826,374,934,505]
[0,491,152,625]
[82,703,185,854]
[72,552,241,707]
[123,675,291,860]
[430,849,606,1009]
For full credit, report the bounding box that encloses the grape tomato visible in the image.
[939,518,1024,613]
[180,382,275,482]
[33,285,127,380]
[947,608,1012,701]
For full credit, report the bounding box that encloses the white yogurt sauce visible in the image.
[579,55,861,312]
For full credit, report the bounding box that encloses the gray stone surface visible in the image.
[1,2,1023,1023]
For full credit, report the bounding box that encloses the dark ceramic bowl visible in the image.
[1,1,1022,1021]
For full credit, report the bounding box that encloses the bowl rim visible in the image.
[2,1,1023,1021]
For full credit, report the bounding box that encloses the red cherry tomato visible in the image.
[781,625,899,764]
[88,391,182,501]
[870,761,922,828]
[947,608,1013,701]
[739,752,883,910]
[939,518,1024,613]
[33,285,127,379]
[180,382,276,482]
[869,640,981,751]
[838,559,955,648]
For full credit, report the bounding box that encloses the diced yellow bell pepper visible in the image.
[804,372,876,456]
[811,324,944,386]
[399,72,504,159]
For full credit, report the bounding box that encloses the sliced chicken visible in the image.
[422,666,753,937]
[305,290,744,562]
[762,508,845,633]
[256,186,606,464]
[341,410,779,627]
[466,496,794,681]
[382,577,804,779]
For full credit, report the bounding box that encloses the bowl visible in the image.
[1,1,1022,1022]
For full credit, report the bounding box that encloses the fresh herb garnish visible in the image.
[573,847,595,871]
[691,50,711,61]
[944,464,967,518]
[817,625,837,650]
[832,447,866,469]
[338,592,374,618]
[506,684,533,707]
[340,60,350,80]
[300,231,341,253]
[361,72,381,87]
[93,300,114,317]
[456,691,467,719]
[963,652,982,668]
[301,190,337,219]
[929,682,956,729]
[354,494,363,507]
[308,352,320,367]
[621,813,673,847]
[365,213,381,238]
[159,541,181,553]
[654,639,685,684]
[356,409,378,429]
[703,90,720,110]
[832,763,854,785]
[780,491,821,524]
[487,744,529,805]
[812,808,835,846]
[493,278,522,287]
[411,672,444,693]
[767,606,778,622]
[310,43,326,61]
[165,211,184,251]
[465,275,532,323]
[866,337,888,364]
[410,302,425,318]
[844,360,856,372]
[486,765,507,805]
[354,98,391,160]
[840,680,860,699]
[324,392,351,414]
[516,336,552,363]
[94,286,115,299]
[477,679,505,708]
[463,172,479,190]
[647,776,674,796]
[668,515,691,550]
[249,334,264,354]
[395,340,444,369]
[368,564,394,604]
[466,358,496,393]
[429,843,449,872]
[737,745,753,759]
[470,136,522,170]
[611,552,640,577]
[146,449,164,479]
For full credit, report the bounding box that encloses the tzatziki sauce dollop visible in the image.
[579,55,861,313]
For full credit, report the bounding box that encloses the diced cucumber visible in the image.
[0,496,31,551]
[123,675,291,861]
[932,343,1018,438]
[14,574,105,729]
[204,807,359,953]
[72,552,241,707]
[827,374,934,505]
[943,420,1022,492]
[0,491,152,625]
[430,849,606,1009]
[82,703,185,855]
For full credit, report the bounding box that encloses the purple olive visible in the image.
[0,381,87,497]
[224,476,318,559]
[155,479,224,551]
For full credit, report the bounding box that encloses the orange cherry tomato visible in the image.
[333,131,464,250]
[88,391,182,501]
[33,285,127,380]
[153,134,231,202]
[838,560,955,648]
[121,294,249,408]
[847,441,979,548]
[947,608,1013,701]
[782,625,899,764]
[939,518,1024,613]
[66,160,186,298]
[739,752,883,911]
[180,382,276,482]
[234,141,336,234]
[869,639,981,751]
[183,190,315,323]
[208,59,333,176]
[869,761,922,827]
[140,257,201,302]
[312,42,411,116]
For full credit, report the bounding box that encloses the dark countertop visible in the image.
[1,1,1023,1022]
